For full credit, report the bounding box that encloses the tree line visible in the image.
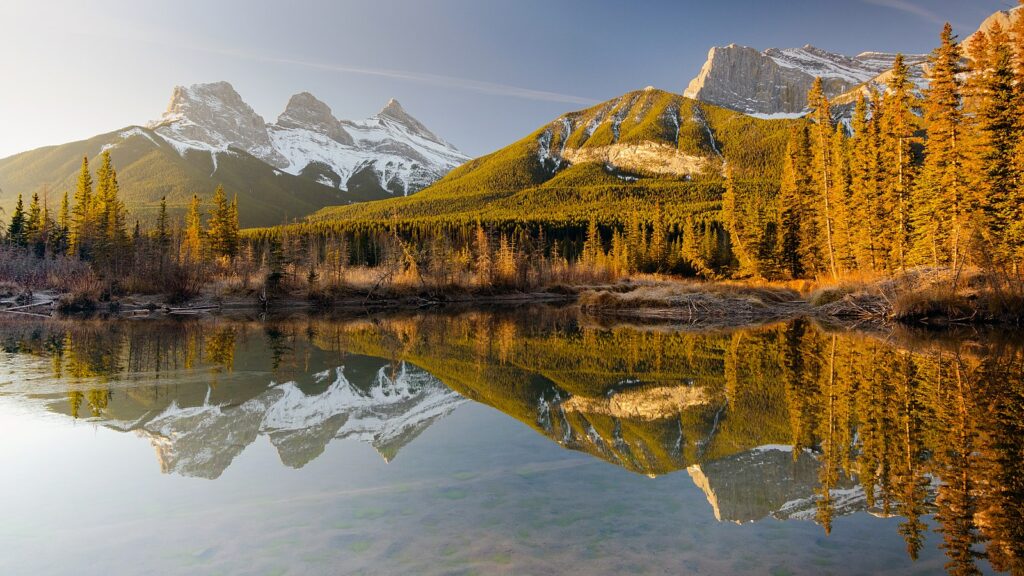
[3,150,240,298]
[725,18,1024,285]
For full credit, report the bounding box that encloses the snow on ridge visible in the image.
[124,362,465,477]
[147,82,469,196]
[99,127,161,154]
[748,111,808,120]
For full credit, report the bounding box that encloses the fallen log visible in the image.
[0,308,52,318]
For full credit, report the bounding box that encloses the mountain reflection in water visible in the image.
[1,308,1022,575]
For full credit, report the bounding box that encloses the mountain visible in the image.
[683,44,927,117]
[124,361,464,479]
[0,124,347,227]
[150,82,469,196]
[306,87,792,227]
[685,6,1024,118]
[686,445,865,523]
[0,82,467,227]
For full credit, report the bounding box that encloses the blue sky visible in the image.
[0,0,1007,159]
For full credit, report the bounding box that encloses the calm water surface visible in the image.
[0,307,1021,575]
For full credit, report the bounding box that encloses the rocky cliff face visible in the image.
[967,5,1023,47]
[685,6,1024,118]
[274,92,355,146]
[684,44,926,116]
[269,95,470,195]
[149,81,469,197]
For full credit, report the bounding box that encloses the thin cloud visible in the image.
[247,53,600,106]
[181,43,599,107]
[860,0,958,27]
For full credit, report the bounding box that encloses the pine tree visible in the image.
[56,191,70,255]
[848,94,874,271]
[648,201,668,271]
[155,196,171,253]
[880,54,918,271]
[92,151,128,268]
[977,25,1022,269]
[473,220,491,285]
[626,206,646,273]
[182,194,203,263]
[228,194,240,258]
[25,192,45,256]
[831,122,854,271]
[6,194,26,246]
[778,124,818,278]
[495,233,517,284]
[807,77,839,278]
[25,192,41,241]
[69,156,93,257]
[912,23,965,268]
[581,215,602,268]
[207,185,237,259]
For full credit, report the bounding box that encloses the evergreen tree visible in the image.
[831,122,854,271]
[228,194,240,258]
[473,220,491,285]
[912,24,965,268]
[155,196,171,253]
[778,124,818,278]
[807,77,839,278]
[182,194,203,263]
[25,192,41,241]
[69,156,93,257]
[56,190,70,255]
[207,185,238,259]
[848,93,881,271]
[6,194,26,247]
[25,192,45,256]
[648,201,668,271]
[93,151,129,268]
[880,54,918,271]
[581,215,602,268]
[977,25,1022,269]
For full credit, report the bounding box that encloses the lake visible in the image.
[0,306,1020,575]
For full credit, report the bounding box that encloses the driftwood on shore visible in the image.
[0,297,56,318]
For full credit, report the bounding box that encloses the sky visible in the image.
[0,0,1009,159]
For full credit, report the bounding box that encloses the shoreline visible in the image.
[3,275,1019,331]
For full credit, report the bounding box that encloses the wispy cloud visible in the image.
[239,52,600,106]
[860,0,958,28]
[173,40,599,107]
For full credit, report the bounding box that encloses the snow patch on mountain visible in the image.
[147,82,469,197]
[685,43,927,117]
[131,362,465,478]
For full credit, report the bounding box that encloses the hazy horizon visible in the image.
[0,0,1006,159]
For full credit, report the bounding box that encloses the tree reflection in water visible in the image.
[0,309,1022,574]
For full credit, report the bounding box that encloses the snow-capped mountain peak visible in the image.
[275,92,354,146]
[377,98,443,143]
[149,81,287,166]
[684,43,926,116]
[147,81,469,198]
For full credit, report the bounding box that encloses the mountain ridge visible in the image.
[684,6,1024,117]
[303,88,792,229]
[0,81,468,226]
[684,43,927,117]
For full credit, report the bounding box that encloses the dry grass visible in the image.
[55,276,105,313]
[808,267,1024,325]
[0,281,24,299]
[0,245,96,292]
[578,279,803,326]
